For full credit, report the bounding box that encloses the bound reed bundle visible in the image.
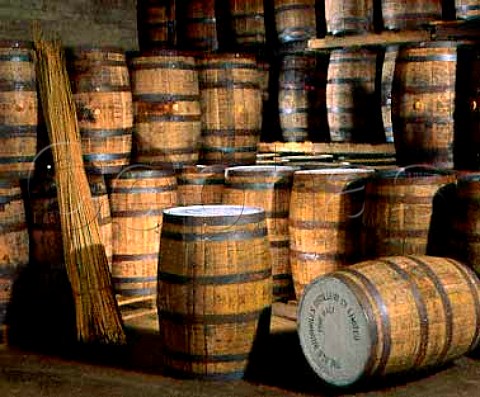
[34,38,125,345]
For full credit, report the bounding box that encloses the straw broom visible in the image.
[34,38,126,345]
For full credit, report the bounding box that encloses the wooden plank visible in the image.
[258,142,396,155]
[308,30,431,50]
[116,294,156,307]
[121,308,157,321]
[430,20,480,42]
[272,302,298,322]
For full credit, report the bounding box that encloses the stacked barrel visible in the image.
[0,41,36,345]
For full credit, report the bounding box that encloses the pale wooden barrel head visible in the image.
[164,204,263,218]
[298,276,373,387]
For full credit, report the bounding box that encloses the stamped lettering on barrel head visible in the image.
[298,277,372,387]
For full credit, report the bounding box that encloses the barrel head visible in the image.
[298,276,373,387]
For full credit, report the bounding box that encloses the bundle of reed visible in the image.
[34,38,126,345]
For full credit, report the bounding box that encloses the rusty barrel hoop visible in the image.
[298,255,480,387]
[158,204,272,380]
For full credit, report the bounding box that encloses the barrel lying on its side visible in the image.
[298,255,480,387]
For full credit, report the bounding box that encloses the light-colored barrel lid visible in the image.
[298,276,373,387]
[164,204,264,217]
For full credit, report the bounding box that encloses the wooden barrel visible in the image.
[178,0,220,52]
[325,0,374,36]
[0,179,27,344]
[455,0,480,19]
[0,266,14,345]
[380,46,398,143]
[0,41,38,180]
[68,47,133,175]
[0,180,29,269]
[274,0,317,43]
[176,165,225,206]
[391,42,470,169]
[450,173,480,274]
[454,46,480,170]
[158,205,272,380]
[298,255,480,387]
[228,0,266,48]
[278,53,330,143]
[137,0,177,50]
[361,168,455,259]
[108,167,177,296]
[27,173,113,270]
[381,0,442,31]
[327,48,381,143]
[198,54,262,166]
[223,165,297,301]
[289,168,374,299]
[130,51,202,169]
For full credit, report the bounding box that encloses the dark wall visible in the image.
[0,0,138,50]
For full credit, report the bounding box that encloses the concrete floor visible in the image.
[2,312,480,397]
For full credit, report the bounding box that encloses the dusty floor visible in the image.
[1,311,480,397]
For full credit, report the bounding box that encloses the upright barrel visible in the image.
[382,0,442,31]
[27,173,113,270]
[298,255,480,387]
[108,167,177,296]
[325,0,374,36]
[455,0,480,19]
[228,0,266,48]
[278,53,329,143]
[450,173,480,275]
[454,46,480,170]
[327,48,381,143]
[158,205,272,380]
[0,179,29,342]
[289,168,374,299]
[68,47,133,174]
[361,168,455,259]
[392,42,469,169]
[176,165,225,206]
[198,54,262,166]
[274,0,317,43]
[380,46,399,143]
[178,0,220,52]
[130,51,202,169]
[137,0,177,50]
[223,165,297,301]
[0,41,37,179]
[0,266,14,344]
[0,180,29,269]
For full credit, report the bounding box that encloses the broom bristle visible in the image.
[34,37,126,345]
